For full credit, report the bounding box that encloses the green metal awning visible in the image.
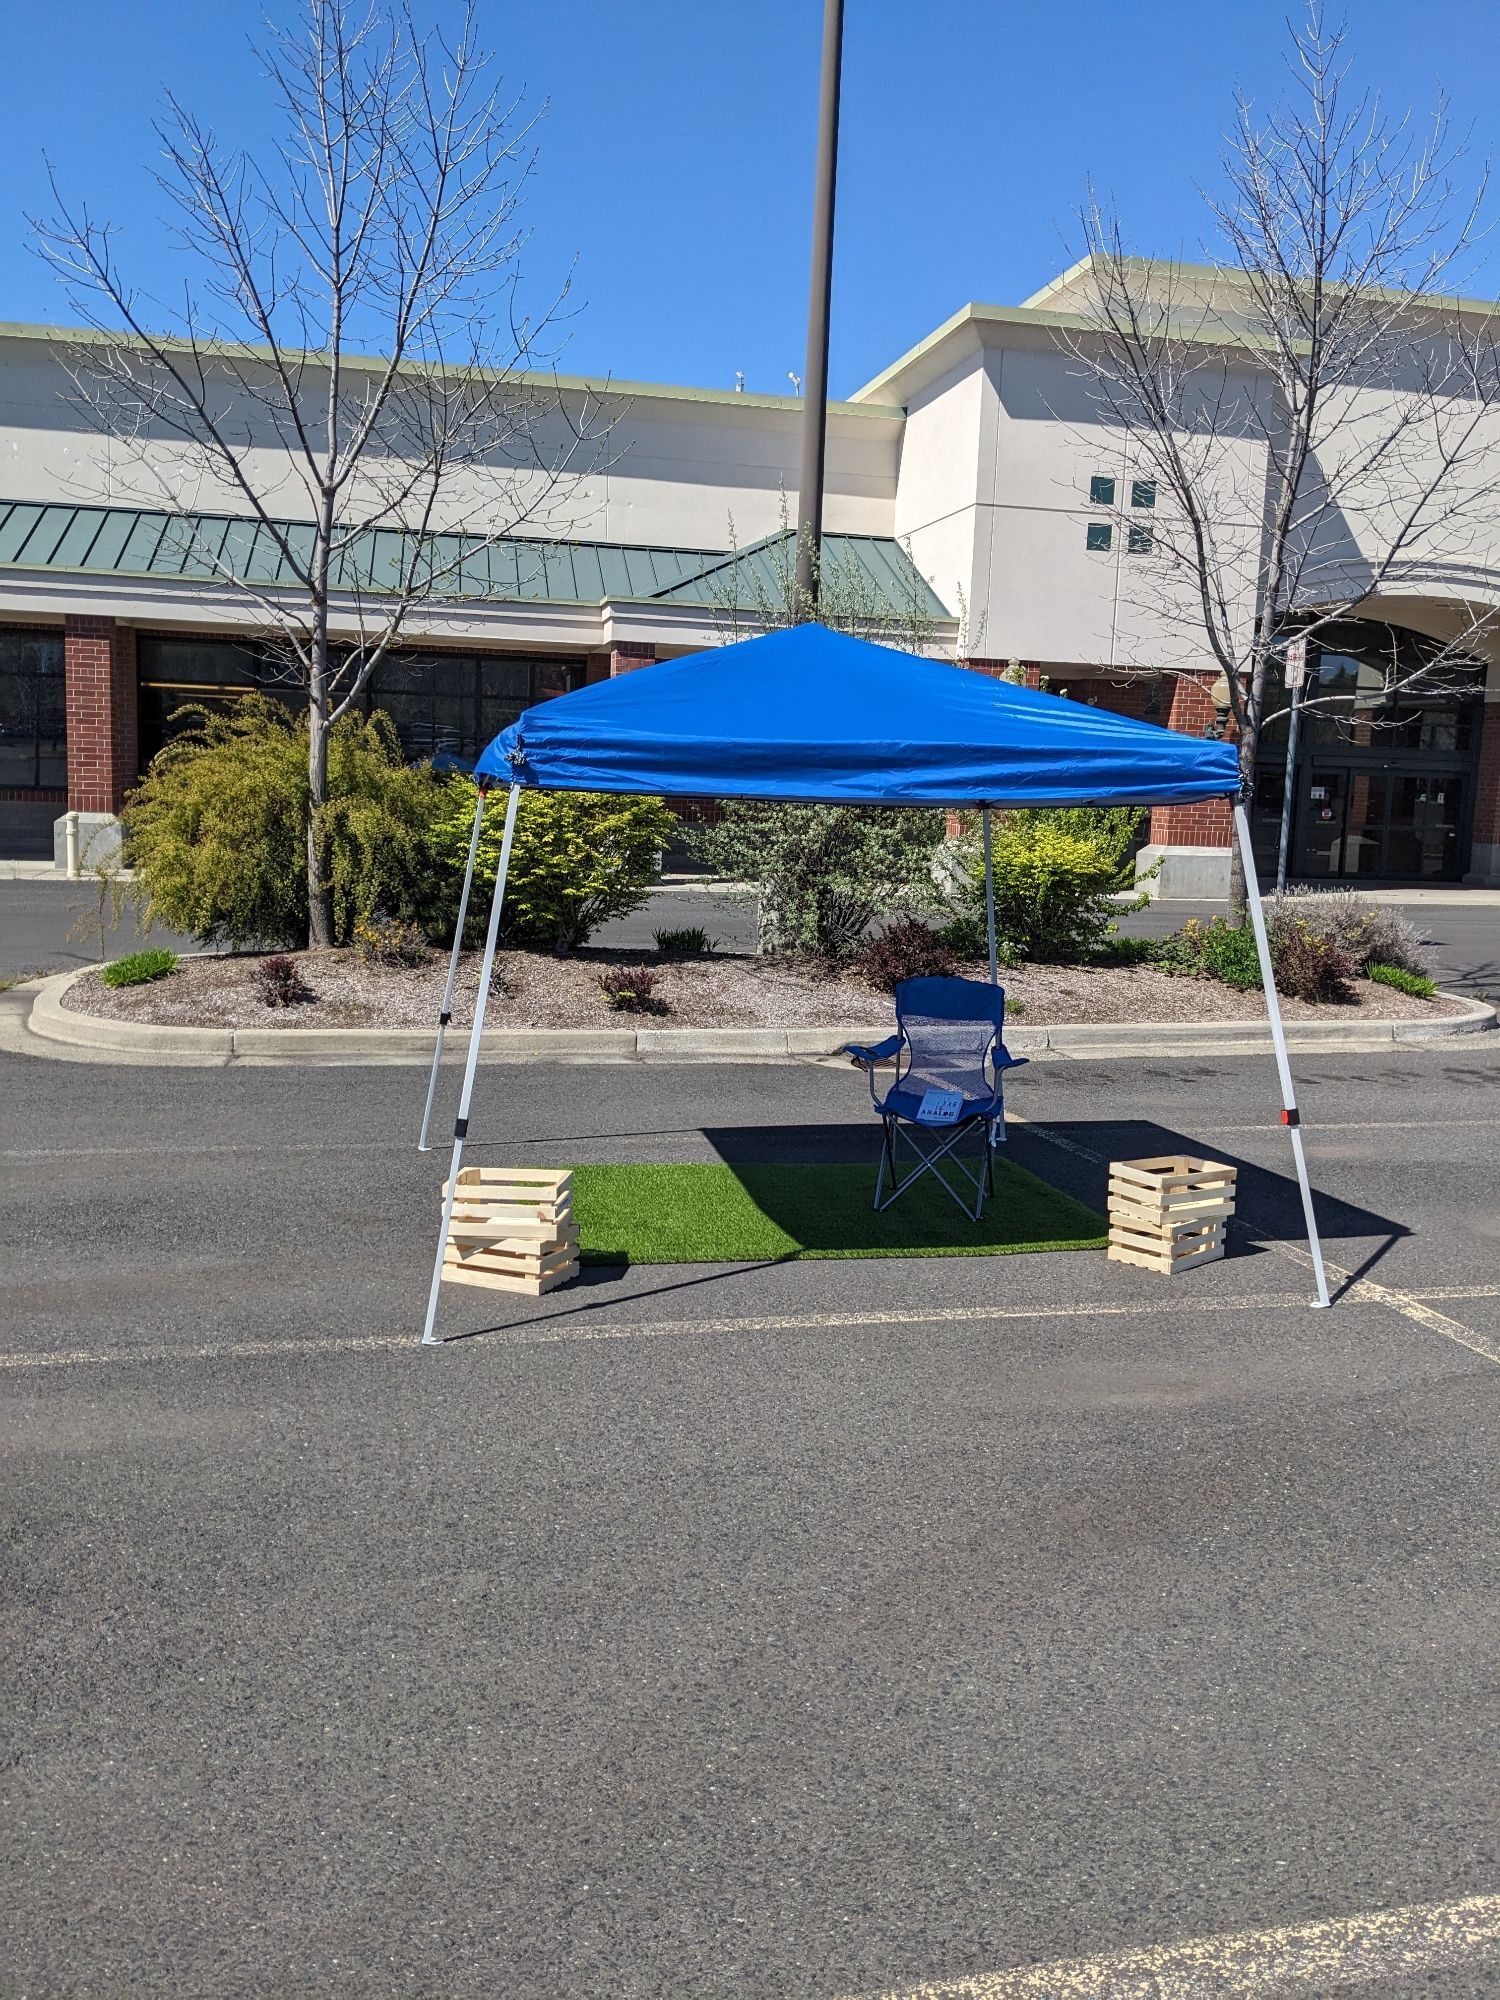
[0,500,949,617]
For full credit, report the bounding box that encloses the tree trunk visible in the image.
[1227,643,1272,921]
[307,628,334,950]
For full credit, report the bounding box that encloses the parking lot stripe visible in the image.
[0,1291,1318,1371]
[1275,1244,1500,1367]
[1015,1119,1500,1367]
[846,1890,1500,1999]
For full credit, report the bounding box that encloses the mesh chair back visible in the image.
[894,978,1006,1105]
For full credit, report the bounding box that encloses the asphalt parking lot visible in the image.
[4,1024,1498,1997]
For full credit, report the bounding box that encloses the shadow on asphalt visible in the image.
[451,1113,1410,1338]
[698,1116,1410,1294]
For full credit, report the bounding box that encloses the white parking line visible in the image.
[1014,1119,1500,1368]
[845,1890,1500,1999]
[0,1291,1317,1371]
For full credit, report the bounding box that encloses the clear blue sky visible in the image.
[4,0,1498,398]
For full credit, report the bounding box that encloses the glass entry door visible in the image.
[1296,765,1465,880]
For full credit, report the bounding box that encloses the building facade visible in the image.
[3,259,1498,888]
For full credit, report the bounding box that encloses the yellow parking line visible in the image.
[846,1891,1500,1999]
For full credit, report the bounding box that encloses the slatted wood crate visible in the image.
[1106,1155,1236,1276]
[441,1166,579,1296]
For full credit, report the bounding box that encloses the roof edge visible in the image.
[0,319,904,422]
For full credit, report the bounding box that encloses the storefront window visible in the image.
[0,627,67,791]
[136,634,585,771]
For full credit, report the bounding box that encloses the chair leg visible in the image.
[874,1115,896,1211]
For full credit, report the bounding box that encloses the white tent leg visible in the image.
[1234,803,1331,1309]
[421,782,522,1346]
[418,783,489,1153]
[982,806,998,985]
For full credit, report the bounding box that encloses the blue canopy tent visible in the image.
[417,624,1329,1341]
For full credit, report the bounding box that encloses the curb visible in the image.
[20,967,1498,1066]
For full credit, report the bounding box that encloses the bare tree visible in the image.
[1059,3,1500,903]
[35,0,603,944]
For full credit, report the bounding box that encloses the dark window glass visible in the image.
[0,627,66,791]
[136,633,300,766]
[1127,524,1155,555]
[1088,474,1116,506]
[1131,479,1156,508]
[1086,522,1113,552]
[136,633,586,773]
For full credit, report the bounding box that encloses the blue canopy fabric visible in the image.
[474,623,1240,805]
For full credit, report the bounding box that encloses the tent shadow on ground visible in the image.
[451,1113,1408,1340]
[699,1118,1409,1292]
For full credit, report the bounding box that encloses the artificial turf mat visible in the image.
[571,1159,1107,1265]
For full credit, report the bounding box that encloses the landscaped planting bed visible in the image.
[64,945,1471,1031]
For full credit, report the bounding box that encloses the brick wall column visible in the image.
[64,616,138,814]
[960,656,1042,688]
[1149,671,1234,848]
[609,643,656,677]
[1466,684,1500,882]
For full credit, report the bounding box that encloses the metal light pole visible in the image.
[793,0,845,613]
[1275,636,1308,894]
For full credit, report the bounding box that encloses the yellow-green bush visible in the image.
[124,697,443,949]
[430,782,676,953]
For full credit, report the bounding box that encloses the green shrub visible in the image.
[124,696,443,949]
[431,783,676,955]
[1199,916,1263,990]
[943,808,1146,966]
[1366,961,1438,999]
[690,803,946,961]
[936,913,991,959]
[654,926,712,957]
[854,918,960,991]
[996,805,1145,870]
[1090,934,1158,967]
[1267,889,1431,976]
[101,947,178,988]
[981,820,1131,963]
[1151,922,1212,977]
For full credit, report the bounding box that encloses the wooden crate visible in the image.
[1106,1154,1236,1276]
[441,1166,579,1296]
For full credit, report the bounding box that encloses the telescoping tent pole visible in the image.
[1234,801,1331,1309]
[981,807,999,985]
[421,781,522,1346]
[417,781,489,1153]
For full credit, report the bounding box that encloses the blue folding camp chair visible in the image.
[845,977,1028,1219]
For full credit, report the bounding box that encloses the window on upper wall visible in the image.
[1086,523,1113,552]
[0,627,67,792]
[1131,479,1157,508]
[1127,524,1155,555]
[1088,474,1116,506]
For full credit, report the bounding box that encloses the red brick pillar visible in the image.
[961,656,1042,688]
[609,643,656,677]
[64,616,137,813]
[1148,671,1234,849]
[1468,690,1500,882]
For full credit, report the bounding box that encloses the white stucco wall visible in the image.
[0,330,901,553]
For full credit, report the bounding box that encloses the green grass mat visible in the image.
[571,1159,1107,1265]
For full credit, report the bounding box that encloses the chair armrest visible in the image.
[994,1046,1028,1071]
[844,1034,902,1069]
